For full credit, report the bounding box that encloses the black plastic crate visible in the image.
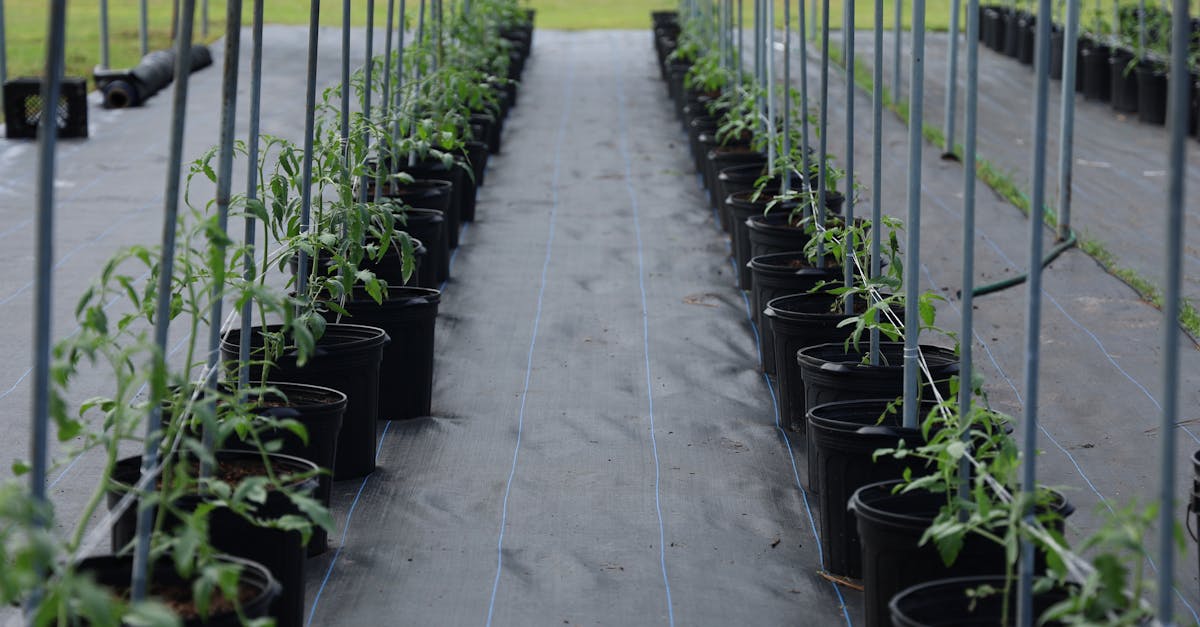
[4,77,89,140]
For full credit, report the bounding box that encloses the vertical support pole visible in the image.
[767,0,776,177]
[0,0,6,106]
[843,0,855,314]
[1017,0,1053,622]
[393,0,406,153]
[199,0,243,478]
[944,0,961,155]
[341,0,352,178]
[738,0,744,88]
[139,0,149,56]
[361,0,375,204]
[238,0,265,394]
[809,0,817,39]
[754,0,763,137]
[1056,0,1079,240]
[377,0,395,203]
[130,0,196,601]
[1156,0,1190,621]
[894,0,903,98]
[799,0,811,188]
[781,0,791,194]
[816,0,829,260]
[901,0,926,430]
[297,0,321,302]
[99,0,110,69]
[27,0,67,613]
[407,0,426,168]
[870,0,883,365]
[1138,0,1146,54]
[202,0,209,39]
[960,0,981,502]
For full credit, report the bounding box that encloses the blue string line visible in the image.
[483,44,576,627]
[307,203,470,626]
[613,33,675,626]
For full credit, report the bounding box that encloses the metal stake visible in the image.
[238,0,265,394]
[297,0,321,302]
[139,0,149,56]
[0,0,6,102]
[341,0,352,178]
[1056,0,1079,241]
[1017,0,1053,622]
[393,0,406,154]
[377,0,395,203]
[202,0,208,39]
[199,0,243,478]
[361,0,375,204]
[944,0,961,154]
[901,0,926,430]
[894,0,903,98]
[99,0,110,69]
[130,0,196,601]
[1138,0,1146,54]
[767,0,776,178]
[798,0,811,190]
[960,0,981,503]
[1156,1,1190,621]
[816,0,829,261]
[781,0,791,195]
[809,0,817,39]
[843,0,855,315]
[870,0,883,365]
[27,0,67,614]
[737,0,744,88]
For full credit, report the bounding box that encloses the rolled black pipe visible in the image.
[99,44,211,108]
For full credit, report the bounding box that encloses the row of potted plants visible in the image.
[655,5,1183,625]
[980,2,1200,131]
[1,2,533,624]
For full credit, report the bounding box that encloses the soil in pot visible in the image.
[1135,62,1168,125]
[747,252,842,376]
[852,481,1074,627]
[765,292,867,433]
[809,399,938,578]
[220,324,389,480]
[1081,42,1111,101]
[108,451,317,627]
[76,554,279,626]
[321,287,441,421]
[1109,47,1139,113]
[889,575,1073,627]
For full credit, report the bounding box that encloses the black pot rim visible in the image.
[808,398,939,434]
[254,381,348,414]
[748,251,842,277]
[221,323,391,356]
[797,342,958,374]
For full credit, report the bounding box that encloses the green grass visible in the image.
[825,38,1200,341]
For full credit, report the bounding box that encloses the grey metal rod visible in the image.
[960,0,981,503]
[30,0,68,583]
[901,0,926,430]
[99,0,110,69]
[139,0,148,57]
[199,0,243,479]
[1138,0,1146,53]
[816,0,829,261]
[361,0,375,205]
[843,0,855,315]
[297,0,321,301]
[0,0,7,102]
[944,0,961,154]
[894,0,903,98]
[809,0,816,38]
[767,0,776,178]
[202,0,209,39]
[870,0,883,365]
[407,0,425,168]
[130,0,196,601]
[1018,0,1053,623]
[238,0,265,394]
[1056,0,1079,241]
[393,0,405,153]
[781,0,791,195]
[1156,0,1190,621]
[737,0,744,88]
[798,0,811,191]
[341,0,352,176]
[376,0,395,203]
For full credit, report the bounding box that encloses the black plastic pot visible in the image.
[322,287,441,421]
[221,324,389,480]
[983,8,1006,51]
[726,191,801,289]
[744,195,845,260]
[396,207,448,287]
[1109,47,1139,113]
[396,160,464,249]
[711,154,768,222]
[1074,35,1093,92]
[704,146,760,209]
[1003,10,1023,57]
[765,292,862,432]
[1135,62,1168,125]
[77,554,279,626]
[1081,42,1111,101]
[1017,15,1036,65]
[109,451,317,627]
[796,342,958,416]
[471,111,501,155]
[746,252,841,376]
[688,115,720,172]
[232,382,346,556]
[851,480,1074,627]
[465,139,489,189]
[1049,26,1064,80]
[889,576,1073,627]
[809,399,936,578]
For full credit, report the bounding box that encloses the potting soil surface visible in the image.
[3,24,1200,627]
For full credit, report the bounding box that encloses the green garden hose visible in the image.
[969,228,1078,297]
